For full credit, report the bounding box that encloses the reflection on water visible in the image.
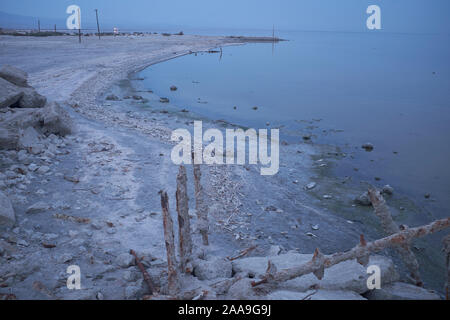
[137,30,450,220]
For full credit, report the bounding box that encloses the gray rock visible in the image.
[381,185,394,196]
[124,285,141,299]
[362,143,374,151]
[267,289,366,300]
[17,87,47,108]
[106,94,119,101]
[0,191,16,227]
[40,102,73,136]
[116,253,135,268]
[18,126,43,154]
[26,201,50,214]
[28,163,39,172]
[193,258,233,280]
[305,182,317,190]
[226,278,257,300]
[0,77,24,108]
[37,166,50,174]
[268,245,283,256]
[364,282,441,300]
[0,127,19,149]
[0,65,29,87]
[123,270,137,282]
[354,192,371,206]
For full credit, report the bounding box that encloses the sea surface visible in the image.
[137,30,450,220]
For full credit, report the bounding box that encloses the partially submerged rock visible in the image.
[0,191,15,227]
[354,192,372,206]
[381,185,394,196]
[364,282,441,300]
[362,143,374,151]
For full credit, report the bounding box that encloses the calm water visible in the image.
[138,30,450,218]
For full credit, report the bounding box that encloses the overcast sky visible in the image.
[1,0,449,33]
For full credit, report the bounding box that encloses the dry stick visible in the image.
[227,245,257,261]
[176,165,193,272]
[192,152,209,245]
[130,249,156,295]
[367,186,423,286]
[159,190,179,295]
[252,218,450,287]
[443,234,450,300]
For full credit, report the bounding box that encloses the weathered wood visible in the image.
[176,165,192,272]
[130,249,156,295]
[368,186,422,286]
[227,245,257,261]
[159,190,179,295]
[192,151,209,245]
[252,218,450,287]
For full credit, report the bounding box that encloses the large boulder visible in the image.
[0,102,72,146]
[232,252,399,294]
[0,77,23,108]
[193,258,233,280]
[0,65,29,87]
[0,191,15,227]
[364,282,441,300]
[266,289,366,300]
[17,87,47,108]
[40,102,73,136]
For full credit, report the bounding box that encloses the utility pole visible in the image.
[38,19,40,32]
[54,24,56,33]
[77,7,81,43]
[95,9,101,39]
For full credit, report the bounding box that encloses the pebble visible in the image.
[305,182,317,190]
[26,201,50,214]
[115,253,135,268]
[37,166,50,174]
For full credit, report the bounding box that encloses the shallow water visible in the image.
[137,30,450,220]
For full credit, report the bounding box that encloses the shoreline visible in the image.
[0,35,447,299]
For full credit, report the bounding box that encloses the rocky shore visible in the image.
[0,35,446,300]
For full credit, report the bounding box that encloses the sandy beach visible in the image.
[0,34,447,300]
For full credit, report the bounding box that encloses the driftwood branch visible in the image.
[227,245,257,261]
[130,249,156,295]
[159,190,179,295]
[368,186,422,286]
[192,152,209,245]
[176,165,193,273]
[252,218,450,287]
